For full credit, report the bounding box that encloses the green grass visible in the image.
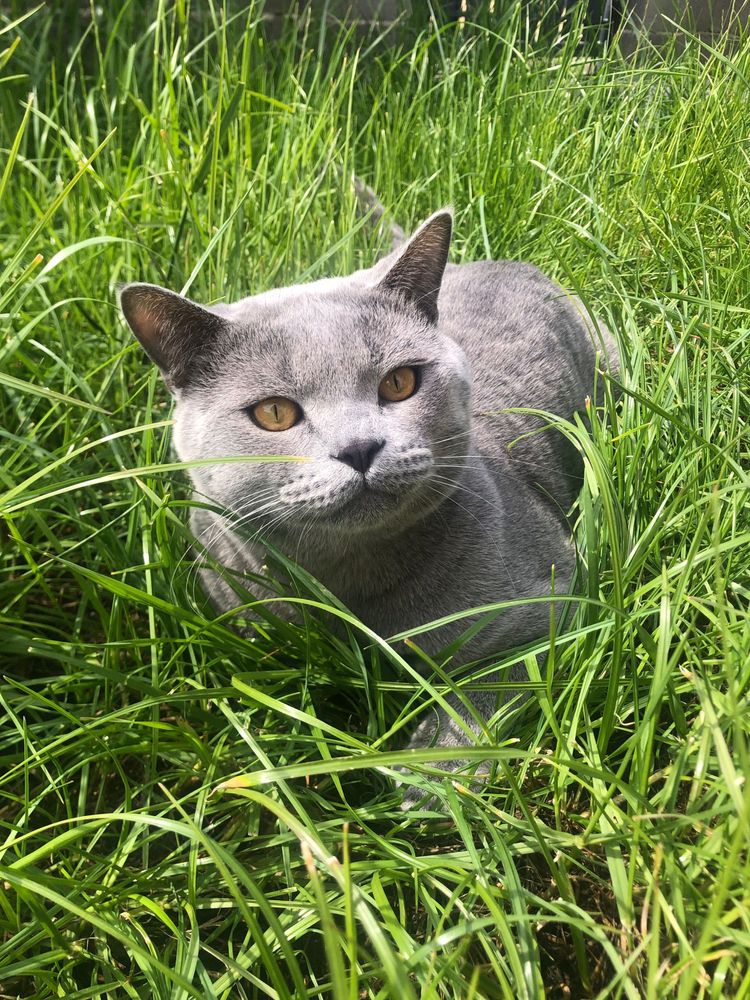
[1,1,749,996]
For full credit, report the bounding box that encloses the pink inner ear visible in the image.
[378,212,452,321]
[120,283,226,386]
[127,287,175,337]
[120,284,181,372]
[126,295,158,342]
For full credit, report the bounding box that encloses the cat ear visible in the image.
[119,283,227,390]
[377,209,452,322]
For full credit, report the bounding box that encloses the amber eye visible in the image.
[250,396,300,431]
[378,366,418,402]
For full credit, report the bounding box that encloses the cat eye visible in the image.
[250,396,301,431]
[379,366,418,402]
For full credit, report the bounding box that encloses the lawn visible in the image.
[1,2,749,997]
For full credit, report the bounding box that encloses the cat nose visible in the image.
[333,439,385,475]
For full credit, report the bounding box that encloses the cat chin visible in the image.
[326,488,415,529]
[277,479,440,539]
[297,483,415,529]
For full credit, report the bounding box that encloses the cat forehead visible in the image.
[228,286,424,336]
[219,288,437,382]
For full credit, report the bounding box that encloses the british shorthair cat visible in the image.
[120,202,618,802]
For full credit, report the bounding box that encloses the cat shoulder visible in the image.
[445,257,559,293]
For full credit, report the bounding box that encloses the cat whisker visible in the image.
[168,481,259,609]
[184,491,286,602]
[494,454,584,481]
[200,492,279,555]
[421,481,518,593]
[436,453,584,482]
[430,428,475,447]
[428,473,501,509]
[431,461,546,492]
[293,502,327,568]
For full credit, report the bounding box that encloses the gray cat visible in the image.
[120,206,618,800]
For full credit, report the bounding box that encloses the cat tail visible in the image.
[351,174,406,249]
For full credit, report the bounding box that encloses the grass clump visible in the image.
[1,2,749,997]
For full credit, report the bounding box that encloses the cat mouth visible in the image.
[314,476,428,530]
[277,460,434,528]
[323,478,392,514]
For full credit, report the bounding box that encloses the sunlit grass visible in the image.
[1,2,749,997]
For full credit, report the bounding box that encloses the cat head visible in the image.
[120,211,473,543]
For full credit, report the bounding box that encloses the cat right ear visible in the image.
[119,283,226,391]
[376,209,453,323]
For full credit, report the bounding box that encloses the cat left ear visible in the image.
[119,282,227,391]
[377,209,452,323]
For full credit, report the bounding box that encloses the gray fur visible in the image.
[120,209,618,802]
